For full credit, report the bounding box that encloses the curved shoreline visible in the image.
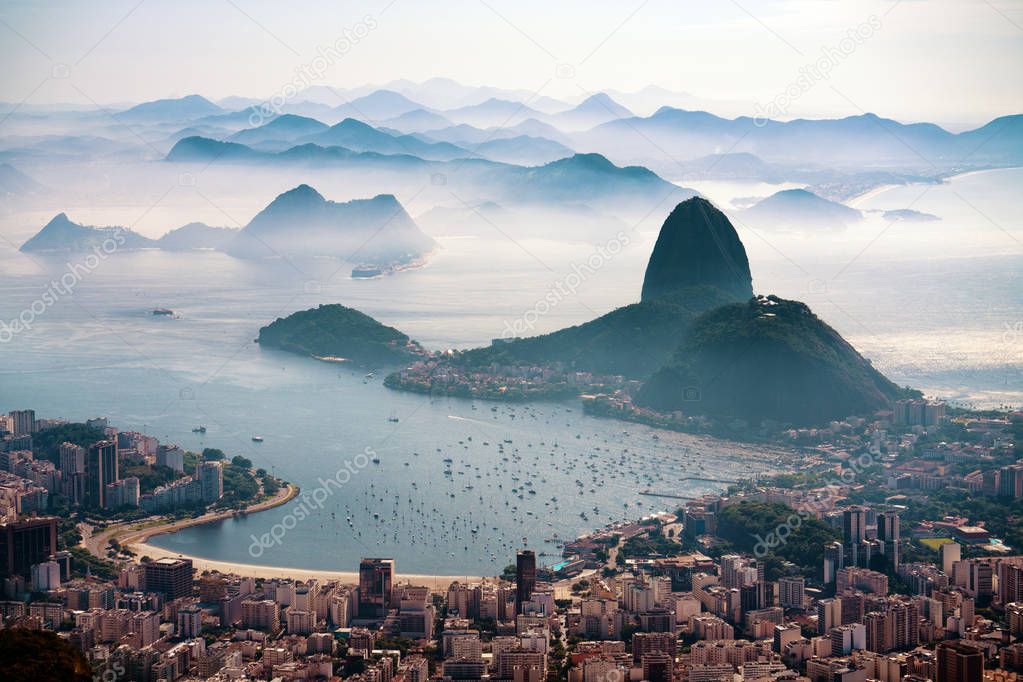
[84,482,486,589]
[83,481,299,564]
[129,541,486,590]
[847,165,1022,207]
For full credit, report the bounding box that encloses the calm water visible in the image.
[0,168,1020,573]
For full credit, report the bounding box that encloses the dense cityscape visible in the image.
[2,403,1023,682]
[2,2,1021,682]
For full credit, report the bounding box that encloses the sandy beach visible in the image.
[130,539,487,589]
[83,482,488,589]
[846,183,902,207]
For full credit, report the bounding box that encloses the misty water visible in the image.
[0,168,1020,574]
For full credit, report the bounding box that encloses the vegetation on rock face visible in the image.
[637,295,905,426]
[457,285,741,378]
[715,501,840,579]
[257,303,417,366]
[32,423,108,465]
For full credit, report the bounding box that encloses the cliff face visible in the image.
[636,295,904,426]
[640,197,753,303]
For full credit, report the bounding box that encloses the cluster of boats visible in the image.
[267,402,791,570]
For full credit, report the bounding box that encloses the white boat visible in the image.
[251,436,264,442]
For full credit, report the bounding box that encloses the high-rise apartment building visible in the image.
[86,440,118,508]
[142,557,193,600]
[877,511,901,570]
[358,558,394,619]
[198,460,224,502]
[9,410,36,436]
[516,550,536,615]
[936,641,983,682]
[778,575,805,609]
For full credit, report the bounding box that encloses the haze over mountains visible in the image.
[259,195,903,426]
[20,185,435,270]
[227,184,435,265]
[5,79,1022,270]
[741,189,863,231]
[8,82,1017,175]
[165,134,693,216]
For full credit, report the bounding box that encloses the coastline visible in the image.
[846,183,901,208]
[129,541,486,589]
[847,165,1022,207]
[84,481,486,589]
[83,481,299,567]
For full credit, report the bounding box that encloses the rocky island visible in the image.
[226,184,436,275]
[256,303,424,366]
[20,185,436,277]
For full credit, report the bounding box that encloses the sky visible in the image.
[0,0,1021,128]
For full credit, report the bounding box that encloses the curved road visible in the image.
[81,482,299,560]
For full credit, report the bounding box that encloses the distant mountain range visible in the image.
[176,111,577,165]
[381,109,453,132]
[118,94,224,122]
[227,184,435,266]
[7,84,1021,177]
[21,213,156,252]
[579,109,1023,168]
[21,185,434,269]
[469,135,575,166]
[299,118,468,161]
[125,88,1023,180]
[157,223,238,251]
[331,89,424,121]
[229,114,328,147]
[21,214,237,252]
[546,93,633,131]
[741,188,863,230]
[166,135,693,213]
[0,163,43,197]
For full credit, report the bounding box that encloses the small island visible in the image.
[256,303,425,366]
[882,208,941,222]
